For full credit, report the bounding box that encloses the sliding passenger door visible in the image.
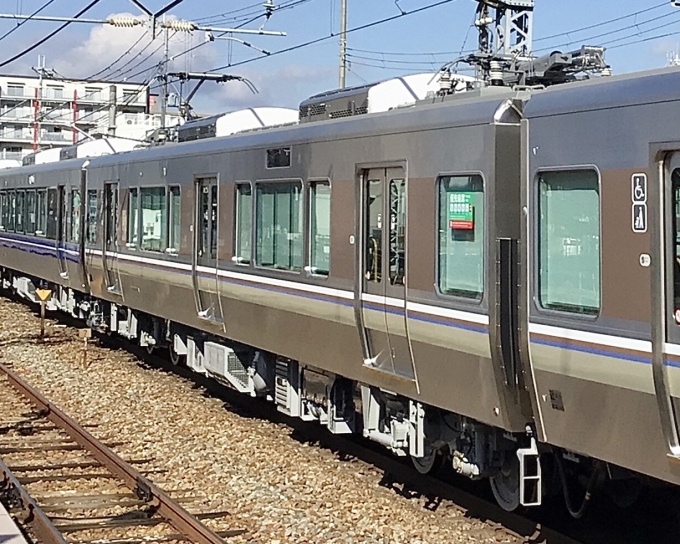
[102,182,121,294]
[359,167,415,379]
[192,177,223,322]
[56,185,68,279]
[654,154,680,456]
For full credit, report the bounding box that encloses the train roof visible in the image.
[523,65,680,119]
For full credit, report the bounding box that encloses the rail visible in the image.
[0,361,232,544]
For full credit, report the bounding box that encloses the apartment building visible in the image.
[0,74,153,160]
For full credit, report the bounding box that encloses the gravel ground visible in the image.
[0,295,517,544]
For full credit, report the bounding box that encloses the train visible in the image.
[1,63,680,516]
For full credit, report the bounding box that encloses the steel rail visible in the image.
[0,456,68,543]
[0,361,226,544]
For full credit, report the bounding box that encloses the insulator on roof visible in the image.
[161,20,198,32]
[106,16,144,27]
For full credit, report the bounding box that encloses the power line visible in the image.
[0,0,105,69]
[207,0,456,72]
[86,30,150,81]
[534,1,669,43]
[607,30,676,51]
[0,0,57,44]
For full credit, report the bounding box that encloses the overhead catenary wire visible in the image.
[0,0,105,69]
[0,0,57,44]
[86,30,150,81]
[206,0,456,72]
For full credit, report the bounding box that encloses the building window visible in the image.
[84,87,102,101]
[25,190,36,234]
[168,186,180,253]
[255,181,303,271]
[234,183,252,264]
[70,190,81,243]
[86,190,97,243]
[46,85,64,99]
[538,170,600,315]
[6,84,24,97]
[438,174,485,300]
[127,188,138,247]
[140,187,166,252]
[309,181,330,275]
[36,189,47,235]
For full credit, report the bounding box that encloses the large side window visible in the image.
[70,190,81,242]
[255,181,303,271]
[538,169,600,315]
[309,180,330,276]
[127,188,139,247]
[15,190,24,234]
[46,188,58,239]
[36,189,47,235]
[168,186,180,253]
[140,187,166,252]
[438,174,485,299]
[25,190,36,235]
[86,190,98,243]
[234,183,252,264]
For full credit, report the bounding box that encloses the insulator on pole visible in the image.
[161,19,198,32]
[106,16,144,27]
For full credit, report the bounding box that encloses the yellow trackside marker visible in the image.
[35,289,51,338]
[35,289,51,302]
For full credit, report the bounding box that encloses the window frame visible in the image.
[85,189,98,244]
[254,178,304,273]
[25,189,36,235]
[126,187,139,249]
[35,189,47,237]
[0,191,6,231]
[307,178,331,278]
[534,166,602,319]
[233,181,253,266]
[434,171,487,305]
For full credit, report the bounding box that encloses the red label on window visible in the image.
[449,219,474,230]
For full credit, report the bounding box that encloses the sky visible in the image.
[0,0,678,115]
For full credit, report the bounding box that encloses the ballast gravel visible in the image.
[0,296,517,544]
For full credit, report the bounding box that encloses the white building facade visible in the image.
[0,74,177,160]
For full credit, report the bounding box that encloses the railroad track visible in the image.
[0,360,243,544]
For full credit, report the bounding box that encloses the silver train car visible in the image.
[2,66,680,513]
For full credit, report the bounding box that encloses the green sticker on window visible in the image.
[448,192,474,230]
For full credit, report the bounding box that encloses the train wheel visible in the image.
[411,444,444,475]
[168,344,185,366]
[490,452,520,512]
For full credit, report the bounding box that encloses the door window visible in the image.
[365,179,383,282]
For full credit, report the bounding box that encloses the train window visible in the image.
[0,192,5,230]
[389,178,406,285]
[309,181,330,276]
[234,183,252,265]
[538,170,600,315]
[25,190,36,235]
[140,187,166,252]
[70,190,81,243]
[255,181,303,271]
[365,179,383,282]
[86,190,97,244]
[36,189,47,235]
[438,174,484,299]
[15,190,24,234]
[8,191,15,232]
[168,186,180,253]
[127,188,139,247]
[266,147,291,169]
[46,188,58,240]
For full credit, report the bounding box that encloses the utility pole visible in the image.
[160,22,170,130]
[108,85,117,137]
[338,0,347,88]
